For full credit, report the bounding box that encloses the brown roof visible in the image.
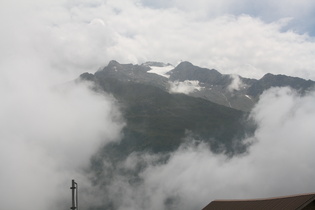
[202,193,315,210]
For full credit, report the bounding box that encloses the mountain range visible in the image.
[80,60,315,157]
[79,60,315,210]
[82,60,315,111]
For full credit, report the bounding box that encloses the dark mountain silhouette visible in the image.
[80,72,249,157]
[79,60,314,158]
[247,73,315,97]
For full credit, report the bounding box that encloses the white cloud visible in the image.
[0,1,124,210]
[42,1,315,79]
[147,65,174,78]
[169,80,203,94]
[0,64,124,210]
[2,0,315,80]
[227,74,244,92]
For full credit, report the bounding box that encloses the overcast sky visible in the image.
[1,1,315,210]
[2,0,315,80]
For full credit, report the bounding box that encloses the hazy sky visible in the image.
[1,1,315,210]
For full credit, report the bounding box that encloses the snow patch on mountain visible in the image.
[169,80,203,94]
[245,95,251,99]
[147,65,174,78]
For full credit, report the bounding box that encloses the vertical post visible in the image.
[70,179,78,210]
[76,181,79,210]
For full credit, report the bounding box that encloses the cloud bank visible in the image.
[0,1,124,210]
[0,56,124,210]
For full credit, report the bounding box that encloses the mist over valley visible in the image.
[2,1,315,209]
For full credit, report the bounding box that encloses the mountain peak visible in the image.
[108,60,120,67]
[176,61,194,69]
[105,60,128,72]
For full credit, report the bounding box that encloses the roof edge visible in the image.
[213,193,315,202]
[296,194,315,210]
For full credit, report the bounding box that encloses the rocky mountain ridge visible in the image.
[80,63,250,155]
[79,60,315,156]
[83,60,315,112]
